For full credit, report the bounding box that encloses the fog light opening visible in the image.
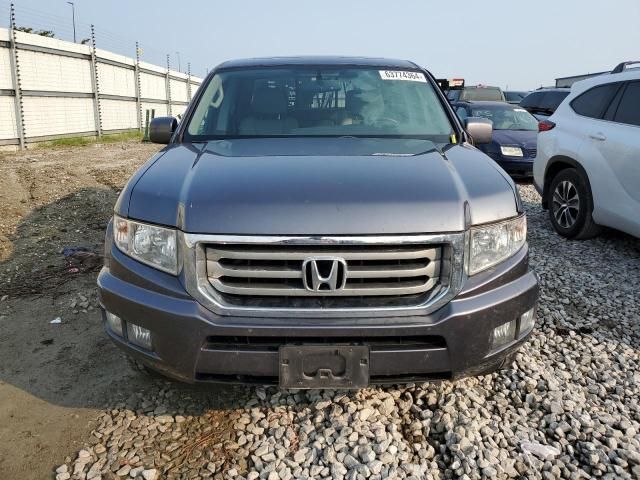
[105,311,123,337]
[126,322,153,350]
[491,319,517,350]
[519,307,536,335]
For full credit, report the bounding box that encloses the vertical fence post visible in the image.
[187,62,192,102]
[134,42,142,132]
[143,109,150,142]
[89,25,102,137]
[9,3,26,149]
[165,54,172,117]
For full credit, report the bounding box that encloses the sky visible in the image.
[3,0,640,89]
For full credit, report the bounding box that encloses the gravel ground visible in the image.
[49,184,639,480]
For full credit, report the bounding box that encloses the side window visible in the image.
[603,84,626,120]
[189,76,225,135]
[455,106,468,122]
[613,82,640,127]
[570,83,620,119]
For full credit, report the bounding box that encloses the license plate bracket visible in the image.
[279,345,369,389]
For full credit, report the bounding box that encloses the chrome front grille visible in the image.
[205,244,442,298]
[182,233,466,318]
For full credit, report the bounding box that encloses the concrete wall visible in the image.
[0,27,203,147]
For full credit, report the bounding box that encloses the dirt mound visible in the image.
[0,141,158,297]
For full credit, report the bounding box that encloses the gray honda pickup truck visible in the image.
[98,56,538,388]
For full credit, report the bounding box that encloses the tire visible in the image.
[547,168,601,239]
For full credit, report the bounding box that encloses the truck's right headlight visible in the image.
[113,215,178,275]
[468,215,526,275]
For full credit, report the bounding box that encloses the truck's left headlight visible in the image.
[468,215,526,275]
[113,215,178,275]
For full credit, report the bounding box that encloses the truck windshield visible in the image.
[185,67,455,142]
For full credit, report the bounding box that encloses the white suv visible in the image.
[534,61,640,239]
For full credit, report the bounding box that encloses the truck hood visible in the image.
[122,138,518,235]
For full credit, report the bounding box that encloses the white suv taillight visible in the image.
[538,120,556,132]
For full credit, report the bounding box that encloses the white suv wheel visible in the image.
[552,180,580,229]
[547,168,601,239]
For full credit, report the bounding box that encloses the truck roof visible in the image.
[216,56,420,70]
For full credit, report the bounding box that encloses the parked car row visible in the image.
[443,82,568,120]
[443,63,639,241]
[443,82,530,105]
[440,82,538,177]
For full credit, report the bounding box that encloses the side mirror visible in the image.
[149,116,178,144]
[465,117,493,144]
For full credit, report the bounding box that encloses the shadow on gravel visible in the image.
[0,188,249,416]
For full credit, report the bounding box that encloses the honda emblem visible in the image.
[302,257,347,292]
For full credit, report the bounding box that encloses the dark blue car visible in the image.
[453,101,538,178]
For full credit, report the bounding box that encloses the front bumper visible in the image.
[98,236,539,385]
[495,158,534,178]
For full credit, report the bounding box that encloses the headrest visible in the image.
[346,88,380,112]
[345,89,361,111]
[251,84,288,115]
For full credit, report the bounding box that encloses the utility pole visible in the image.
[176,51,181,73]
[67,2,76,42]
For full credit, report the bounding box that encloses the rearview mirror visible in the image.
[465,117,493,144]
[149,116,178,144]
